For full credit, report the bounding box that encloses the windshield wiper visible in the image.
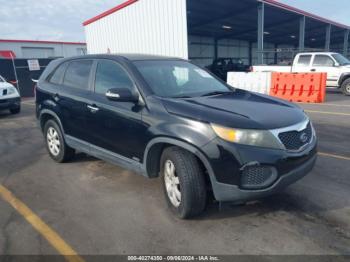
[200,91,232,97]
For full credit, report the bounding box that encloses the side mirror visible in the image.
[334,62,340,67]
[106,88,139,103]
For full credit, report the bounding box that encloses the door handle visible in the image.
[310,69,316,72]
[87,104,99,113]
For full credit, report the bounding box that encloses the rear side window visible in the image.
[63,60,93,90]
[313,55,335,67]
[94,60,134,95]
[297,55,312,66]
[49,62,68,84]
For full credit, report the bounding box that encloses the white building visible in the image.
[83,0,350,67]
[0,39,87,59]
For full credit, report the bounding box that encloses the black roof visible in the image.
[118,54,181,61]
[60,54,182,62]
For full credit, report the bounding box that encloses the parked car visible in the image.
[207,58,249,81]
[0,75,21,114]
[36,55,317,218]
[252,52,350,96]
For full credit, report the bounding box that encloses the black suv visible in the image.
[207,58,249,81]
[36,55,317,218]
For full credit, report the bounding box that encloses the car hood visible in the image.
[340,65,350,70]
[160,89,306,130]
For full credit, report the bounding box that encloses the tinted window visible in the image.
[297,55,312,66]
[313,55,335,67]
[134,60,230,98]
[49,62,68,84]
[332,53,350,66]
[95,60,134,94]
[63,60,93,90]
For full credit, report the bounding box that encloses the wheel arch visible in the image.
[39,109,65,134]
[143,137,216,186]
[338,73,350,87]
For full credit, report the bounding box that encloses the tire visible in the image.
[160,146,207,219]
[10,106,20,114]
[43,120,75,163]
[341,78,350,96]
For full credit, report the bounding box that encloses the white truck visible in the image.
[252,52,350,96]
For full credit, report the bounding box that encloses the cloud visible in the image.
[0,0,123,42]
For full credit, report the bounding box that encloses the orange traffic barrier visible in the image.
[270,72,326,103]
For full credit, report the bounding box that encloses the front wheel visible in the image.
[161,147,207,219]
[341,78,350,96]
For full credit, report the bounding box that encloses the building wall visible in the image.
[84,0,188,59]
[0,42,87,59]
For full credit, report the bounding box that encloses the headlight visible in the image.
[8,87,19,95]
[211,124,283,149]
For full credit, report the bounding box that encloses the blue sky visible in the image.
[0,0,349,42]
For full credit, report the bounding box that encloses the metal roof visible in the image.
[186,0,349,48]
[261,0,350,30]
[83,0,349,30]
[83,0,349,48]
[83,0,138,26]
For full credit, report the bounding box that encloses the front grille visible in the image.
[278,122,312,151]
[240,166,278,190]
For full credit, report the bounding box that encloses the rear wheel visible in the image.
[341,78,350,96]
[44,120,75,163]
[161,147,207,219]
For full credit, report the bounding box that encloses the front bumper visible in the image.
[211,153,316,202]
[0,97,21,110]
[202,135,317,202]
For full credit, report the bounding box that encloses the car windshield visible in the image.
[134,60,232,98]
[332,53,350,66]
[0,76,5,82]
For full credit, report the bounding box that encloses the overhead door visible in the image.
[21,47,55,58]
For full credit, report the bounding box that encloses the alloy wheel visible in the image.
[47,127,60,156]
[164,160,181,207]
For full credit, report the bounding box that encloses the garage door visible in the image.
[21,47,55,58]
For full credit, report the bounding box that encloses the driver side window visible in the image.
[95,60,134,95]
[313,55,335,67]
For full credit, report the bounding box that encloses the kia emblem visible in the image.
[300,133,308,143]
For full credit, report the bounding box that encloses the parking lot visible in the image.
[0,91,349,256]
